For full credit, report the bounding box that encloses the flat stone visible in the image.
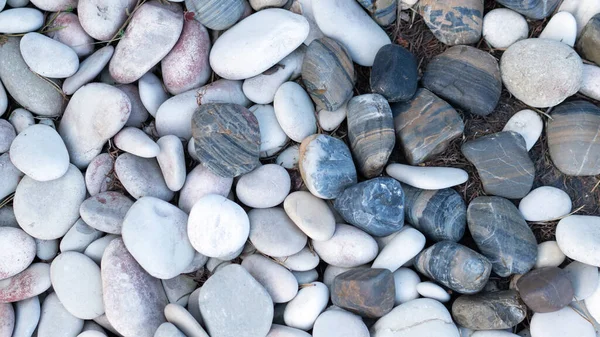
[452,290,526,330]
[564,261,599,300]
[502,109,543,151]
[164,303,209,337]
[250,105,288,156]
[416,281,450,302]
[139,72,169,117]
[372,227,426,272]
[0,8,44,34]
[63,46,114,95]
[114,153,174,200]
[0,227,35,280]
[248,207,307,257]
[283,282,328,330]
[274,246,320,271]
[20,32,79,78]
[77,0,136,40]
[0,263,50,303]
[530,307,595,337]
[284,191,336,241]
[483,8,528,49]
[45,12,94,58]
[517,267,574,313]
[462,131,534,199]
[313,309,369,337]
[556,215,600,266]
[423,45,501,116]
[419,0,483,45]
[495,0,560,19]
[79,192,133,234]
[386,164,468,190]
[273,81,316,143]
[37,292,83,337]
[331,268,395,318]
[185,0,245,30]
[519,186,572,222]
[312,224,378,268]
[11,296,40,337]
[178,164,233,213]
[392,268,420,305]
[241,254,299,303]
[540,11,577,46]
[578,14,600,66]
[59,219,103,253]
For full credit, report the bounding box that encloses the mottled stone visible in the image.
[191,103,260,178]
[423,45,501,116]
[516,267,574,313]
[0,263,51,303]
[495,0,561,19]
[402,184,466,242]
[370,44,417,103]
[452,290,527,330]
[419,0,483,45]
[415,241,492,294]
[547,101,600,176]
[302,37,355,112]
[462,131,534,199]
[579,14,600,65]
[331,268,395,318]
[392,89,464,165]
[333,178,404,237]
[185,0,245,30]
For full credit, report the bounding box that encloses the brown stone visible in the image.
[331,268,395,318]
[517,267,574,313]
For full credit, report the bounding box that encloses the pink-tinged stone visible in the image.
[0,263,51,303]
[46,12,94,57]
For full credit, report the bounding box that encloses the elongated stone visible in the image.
[495,0,561,19]
[579,14,600,66]
[331,268,395,318]
[392,88,464,165]
[302,37,355,112]
[517,267,574,313]
[185,0,245,31]
[191,103,260,178]
[402,184,466,242]
[347,94,395,178]
[415,241,492,294]
[419,0,483,45]
[452,290,526,330]
[357,0,397,26]
[462,131,534,199]
[0,263,51,303]
[371,44,418,102]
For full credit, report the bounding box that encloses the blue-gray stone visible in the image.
[495,0,560,19]
[357,0,397,26]
[334,178,404,237]
[185,0,245,31]
[419,0,483,45]
[371,44,418,103]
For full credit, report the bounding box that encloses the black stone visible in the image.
[452,290,527,330]
[495,0,561,20]
[370,44,418,102]
[517,267,574,313]
[331,268,395,318]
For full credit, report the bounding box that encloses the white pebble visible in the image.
[139,72,169,117]
[539,11,577,46]
[274,81,317,143]
[284,282,329,331]
[8,109,34,134]
[393,267,421,305]
[274,246,320,271]
[564,261,599,300]
[483,8,528,49]
[250,105,289,156]
[276,145,300,169]
[502,109,543,151]
[63,46,115,95]
[113,127,160,158]
[0,8,44,34]
[237,164,291,208]
[155,136,186,192]
[386,163,468,190]
[372,227,426,272]
[242,254,299,303]
[318,103,347,132]
[178,164,233,213]
[416,282,450,303]
[284,191,336,241]
[519,186,572,221]
[20,32,79,78]
[312,224,378,268]
[534,241,566,269]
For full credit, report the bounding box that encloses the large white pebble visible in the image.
[534,241,566,269]
[0,8,44,34]
[59,219,103,253]
[284,282,328,330]
[558,0,600,36]
[237,164,291,208]
[274,82,316,143]
[276,145,300,169]
[312,224,378,268]
[274,246,320,271]
[156,136,186,192]
[178,164,233,213]
[114,153,174,201]
[20,32,79,78]
[284,191,336,241]
[248,207,307,257]
[416,282,450,303]
[78,0,136,40]
[386,163,468,190]
[519,186,572,222]
[250,105,289,155]
[12,296,40,337]
[502,109,543,151]
[312,309,369,337]
[37,292,83,337]
[113,127,159,158]
[393,267,421,305]
[372,227,425,272]
[539,11,577,46]
[530,307,595,337]
[556,215,600,266]
[139,72,169,117]
[579,64,600,101]
[482,8,528,49]
[564,261,599,300]
[242,254,299,303]
[0,227,36,280]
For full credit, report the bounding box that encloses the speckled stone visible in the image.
[495,0,561,19]
[423,45,501,116]
[357,0,397,26]
[299,134,357,199]
[547,100,600,176]
[185,0,245,31]
[370,44,417,102]
[302,37,355,112]
[415,241,492,294]
[517,267,574,313]
[347,94,395,178]
[331,268,395,318]
[0,263,51,303]
[392,88,464,165]
[579,14,600,66]
[467,196,537,277]
[419,0,483,45]
[402,184,466,242]
[191,103,260,178]
[452,290,527,330]
[462,131,534,199]
[333,178,404,237]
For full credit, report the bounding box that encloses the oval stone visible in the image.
[534,241,565,269]
[45,12,94,58]
[0,227,35,280]
[313,309,369,337]
[530,307,595,337]
[241,254,299,303]
[482,8,528,48]
[114,153,174,200]
[419,0,483,45]
[273,81,317,143]
[0,263,51,303]
[452,290,526,330]
[517,267,574,313]
[78,0,136,40]
[184,0,245,30]
[386,164,468,190]
[250,105,289,156]
[371,227,426,272]
[20,32,79,78]
[84,235,118,265]
[312,224,378,268]
[519,186,572,221]
[178,164,233,213]
[79,191,133,234]
[274,246,320,271]
[248,207,307,257]
[11,296,40,337]
[59,218,103,253]
[63,46,115,96]
[539,11,577,46]
[564,261,599,300]
[283,191,336,241]
[37,292,83,337]
[283,282,328,330]
[371,44,418,102]
[139,72,169,117]
[393,268,421,305]
[0,8,44,34]
[556,215,600,266]
[331,268,395,318]
[84,154,114,196]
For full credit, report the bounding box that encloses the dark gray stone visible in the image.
[357,0,397,26]
[331,268,395,318]
[495,0,561,19]
[452,290,527,330]
[418,0,483,45]
[370,44,417,102]
[517,267,574,313]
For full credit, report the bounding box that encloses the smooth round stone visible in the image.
[331,268,395,318]
[276,145,300,169]
[250,105,288,155]
[84,235,118,265]
[578,14,600,65]
[117,85,149,128]
[0,263,50,302]
[302,37,354,111]
[37,292,83,337]
[188,194,249,259]
[462,131,534,199]
[372,227,425,272]
[556,215,600,266]
[114,153,174,200]
[502,109,543,151]
[14,165,85,240]
[155,323,185,337]
[0,8,43,33]
[250,0,287,10]
[423,45,501,116]
[539,11,577,46]
[534,241,565,269]
[519,187,572,222]
[59,219,103,253]
[312,224,378,268]
[495,0,560,19]
[416,282,450,303]
[386,164,468,190]
[518,267,574,313]
[483,8,528,48]
[531,307,595,337]
[318,103,347,132]
[0,153,21,201]
[580,64,600,100]
[237,164,291,208]
[156,136,186,192]
[501,39,582,108]
[273,81,316,143]
[63,46,114,95]
[210,9,309,80]
[20,32,79,78]
[122,197,195,279]
[198,264,273,337]
[79,192,133,234]
[164,303,209,337]
[419,0,483,45]
[50,252,103,319]
[248,207,307,257]
[35,239,58,261]
[292,269,319,284]
[0,82,7,118]
[371,298,460,337]
[393,268,420,305]
[564,261,599,300]
[178,164,233,213]
[139,72,169,117]
[241,254,299,303]
[0,302,14,337]
[313,309,368,337]
[299,134,357,199]
[274,246,320,271]
[185,0,244,30]
[11,296,40,337]
[29,0,76,11]
[114,127,159,158]
[371,44,417,102]
[559,0,600,35]
[0,120,15,154]
[452,290,526,330]
[0,227,35,280]
[45,12,93,58]
[284,282,328,330]
[84,154,114,196]
[0,37,66,117]
[312,0,390,66]
[162,275,198,306]
[8,109,33,135]
[283,191,335,241]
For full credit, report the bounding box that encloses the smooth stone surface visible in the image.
[331,268,395,318]
[467,196,537,277]
[313,309,369,337]
[556,215,600,266]
[0,227,35,280]
[156,136,186,192]
[117,84,149,127]
[502,109,543,151]
[292,269,319,284]
[371,227,425,272]
[114,127,159,158]
[241,254,299,303]
[0,263,50,303]
[37,292,83,337]
[580,64,600,101]
[155,322,185,337]
[0,153,21,201]
[312,224,378,268]
[302,37,354,111]
[276,145,300,169]
[199,264,273,337]
[11,296,40,337]
[299,134,357,199]
[283,282,328,330]
[462,131,534,199]
[115,153,174,200]
[274,246,320,271]
[452,290,526,330]
[585,273,600,323]
[0,8,43,33]
[34,239,57,261]
[60,219,103,253]
[284,191,335,241]
[63,44,113,93]
[312,0,391,66]
[162,275,198,306]
[0,302,13,337]
[415,241,492,294]
[578,13,600,66]
[266,324,312,337]
[423,45,501,116]
[178,164,233,213]
[318,104,347,132]
[416,282,450,302]
[273,81,316,143]
[392,268,420,305]
[419,0,483,45]
[495,0,560,19]
[84,235,118,265]
[8,109,34,134]
[78,0,136,40]
[559,0,600,35]
[164,303,209,337]
[530,306,595,337]
[519,187,572,222]
[79,192,133,234]
[564,261,599,300]
[250,105,288,155]
[45,12,93,58]
[84,154,114,196]
[185,0,244,30]
[534,241,565,269]
[483,8,528,48]
[139,72,169,117]
[540,11,577,46]
[501,38,583,108]
[0,120,15,154]
[248,207,307,257]
[386,164,468,190]
[517,267,574,313]
[20,32,79,78]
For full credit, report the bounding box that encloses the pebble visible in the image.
[115,153,174,200]
[139,72,169,117]
[155,136,186,192]
[419,0,483,45]
[34,239,58,261]
[241,254,299,303]
[0,227,35,280]
[386,163,468,190]
[483,8,528,48]
[292,269,319,284]
[452,290,526,330]
[63,46,114,95]
[248,207,307,257]
[517,267,574,313]
[118,84,149,127]
[0,8,44,34]
[84,154,114,196]
[534,241,566,269]
[164,303,209,337]
[11,296,40,337]
[371,45,417,103]
[162,275,197,306]
[0,82,6,118]
[585,274,600,322]
[276,145,300,169]
[467,196,537,277]
[416,282,450,303]
[37,292,83,337]
[0,302,13,337]
[313,309,369,337]
[178,164,233,213]
[250,105,289,156]
[0,120,15,154]
[462,131,534,199]
[580,64,600,101]
[283,191,336,241]
[331,268,395,318]
[299,134,357,199]
[185,0,245,30]
[188,194,249,259]
[289,0,324,45]
[154,322,185,337]
[539,11,577,46]
[50,252,104,319]
[29,0,75,12]
[312,224,378,268]
[317,103,347,132]
[556,215,600,266]
[471,332,519,337]
[501,38,582,108]
[312,0,391,66]
[19,32,79,78]
[0,263,51,303]
[547,100,600,176]
[14,164,85,240]
[301,37,354,112]
[502,109,543,151]
[564,261,599,300]
[274,246,320,271]
[114,127,160,158]
[530,306,595,337]
[79,191,133,234]
[423,45,501,116]
[59,219,103,253]
[392,268,420,305]
[45,12,94,58]
[283,282,328,330]
[495,0,560,19]
[8,109,34,134]
[273,81,317,143]
[415,241,492,294]
[372,227,426,272]
[101,238,168,337]
[198,264,273,337]
[0,155,21,202]
[266,324,312,337]
[84,235,118,264]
